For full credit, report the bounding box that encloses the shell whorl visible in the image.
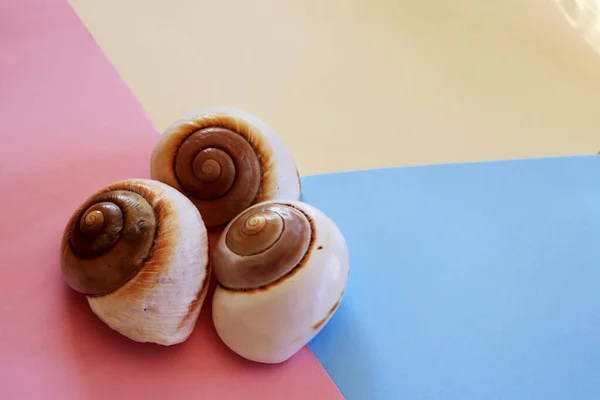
[174,127,261,203]
[61,184,161,296]
[213,203,312,290]
[150,110,281,227]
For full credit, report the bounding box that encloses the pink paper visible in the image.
[0,0,343,398]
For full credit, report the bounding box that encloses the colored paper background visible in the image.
[304,157,600,399]
[4,0,600,399]
[69,0,600,175]
[0,0,341,398]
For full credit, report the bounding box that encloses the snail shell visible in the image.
[150,107,301,228]
[60,179,210,345]
[211,200,349,363]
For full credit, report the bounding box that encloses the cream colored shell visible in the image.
[211,200,350,363]
[150,106,301,227]
[66,179,210,345]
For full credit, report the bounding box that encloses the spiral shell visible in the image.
[150,107,301,227]
[60,179,210,345]
[211,200,349,363]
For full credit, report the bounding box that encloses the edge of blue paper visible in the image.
[300,154,597,180]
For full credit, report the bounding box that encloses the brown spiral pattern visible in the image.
[213,203,312,290]
[150,112,284,228]
[174,127,261,221]
[61,190,157,296]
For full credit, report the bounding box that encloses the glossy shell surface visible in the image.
[60,179,210,345]
[211,200,349,363]
[150,107,301,227]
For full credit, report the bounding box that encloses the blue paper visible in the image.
[302,156,600,400]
